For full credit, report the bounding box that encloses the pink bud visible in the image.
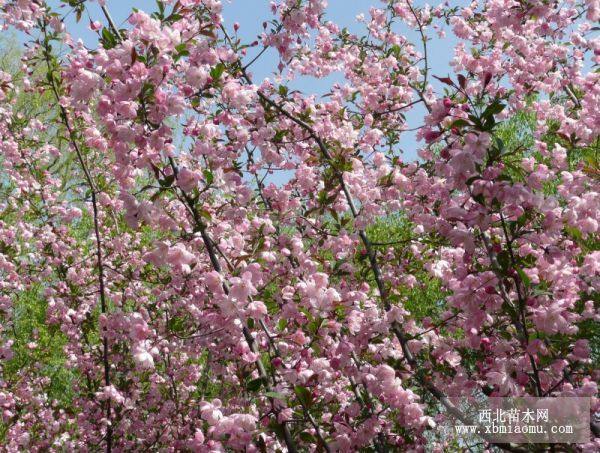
[424,129,442,143]
[271,357,282,367]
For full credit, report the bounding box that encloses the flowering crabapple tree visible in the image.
[0,0,599,451]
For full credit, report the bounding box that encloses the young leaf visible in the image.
[294,385,313,408]
[433,75,455,86]
[247,377,265,392]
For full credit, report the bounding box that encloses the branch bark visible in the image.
[41,24,113,453]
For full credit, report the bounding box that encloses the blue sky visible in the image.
[44,0,463,161]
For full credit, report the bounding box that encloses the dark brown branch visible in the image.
[41,24,113,453]
[100,4,122,40]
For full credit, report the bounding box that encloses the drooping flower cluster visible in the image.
[0,0,598,451]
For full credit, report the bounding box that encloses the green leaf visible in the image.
[299,432,317,443]
[496,250,511,271]
[565,225,582,240]
[264,391,286,400]
[483,115,496,131]
[159,174,175,187]
[494,137,505,151]
[247,377,265,392]
[294,385,313,408]
[268,419,285,439]
[450,118,470,129]
[482,100,505,119]
[488,145,501,161]
[198,209,212,222]
[101,28,117,49]
[468,114,483,130]
[168,316,186,333]
[273,130,287,143]
[277,318,288,331]
[203,169,214,185]
[317,190,329,205]
[210,63,225,81]
[473,193,486,205]
[166,13,183,23]
[156,0,165,16]
[516,268,531,288]
[517,212,529,227]
[173,43,189,60]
